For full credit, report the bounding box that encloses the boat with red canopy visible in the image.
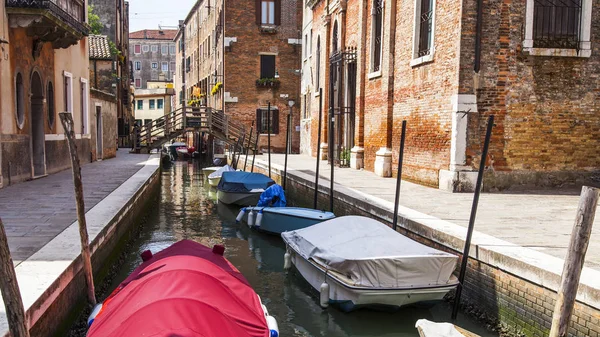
[86,240,279,337]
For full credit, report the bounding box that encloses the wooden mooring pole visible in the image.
[451,114,494,320]
[392,120,407,231]
[549,186,599,337]
[59,112,97,306]
[251,132,259,173]
[267,102,272,178]
[328,106,335,212]
[244,121,255,171]
[313,88,323,209]
[283,112,292,190]
[0,218,30,337]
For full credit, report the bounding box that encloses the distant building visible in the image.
[88,0,133,147]
[129,29,178,89]
[89,35,119,160]
[174,0,302,153]
[133,81,175,136]
[1,0,93,188]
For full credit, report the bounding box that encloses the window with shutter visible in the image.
[256,107,280,134]
[260,55,276,79]
[257,0,280,25]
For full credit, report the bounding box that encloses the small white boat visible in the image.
[416,319,480,337]
[208,165,235,187]
[202,166,222,178]
[217,171,275,206]
[282,216,459,312]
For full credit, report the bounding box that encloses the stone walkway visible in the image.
[0,151,151,265]
[251,154,600,270]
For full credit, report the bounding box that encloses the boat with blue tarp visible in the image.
[217,171,275,206]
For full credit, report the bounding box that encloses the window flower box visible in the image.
[256,78,280,88]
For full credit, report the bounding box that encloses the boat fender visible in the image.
[266,316,279,337]
[248,209,255,227]
[87,303,103,328]
[236,208,246,222]
[320,282,330,308]
[283,251,291,270]
[255,210,263,227]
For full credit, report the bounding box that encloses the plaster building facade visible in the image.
[89,35,118,160]
[1,0,95,187]
[174,0,302,153]
[133,81,175,133]
[129,29,177,89]
[88,0,133,147]
[300,0,600,191]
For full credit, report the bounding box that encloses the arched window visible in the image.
[47,82,55,127]
[15,73,25,128]
[371,0,383,72]
[332,21,338,53]
[316,37,321,89]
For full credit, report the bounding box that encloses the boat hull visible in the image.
[202,167,221,177]
[208,176,221,187]
[218,190,261,206]
[288,246,458,312]
[244,207,334,234]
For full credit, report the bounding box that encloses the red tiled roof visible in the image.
[129,29,178,41]
[89,35,112,60]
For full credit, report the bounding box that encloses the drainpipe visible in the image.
[474,0,483,72]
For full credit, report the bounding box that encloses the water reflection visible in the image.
[110,160,496,337]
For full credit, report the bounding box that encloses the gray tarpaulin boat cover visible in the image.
[281,216,458,288]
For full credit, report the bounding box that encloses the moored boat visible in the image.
[236,184,335,234]
[208,164,235,187]
[217,171,275,206]
[202,166,223,177]
[86,240,279,337]
[240,207,335,235]
[282,216,459,312]
[416,319,480,337]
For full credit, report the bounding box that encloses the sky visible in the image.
[128,0,197,33]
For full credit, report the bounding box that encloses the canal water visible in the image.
[99,160,497,337]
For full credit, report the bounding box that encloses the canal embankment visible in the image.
[241,154,600,337]
[0,152,161,337]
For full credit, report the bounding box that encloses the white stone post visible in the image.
[374,147,392,177]
[350,146,364,169]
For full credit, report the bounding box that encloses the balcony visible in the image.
[6,0,89,49]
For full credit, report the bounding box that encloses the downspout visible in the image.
[474,0,483,72]
[93,60,97,89]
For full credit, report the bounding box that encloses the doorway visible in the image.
[30,71,46,177]
[96,105,103,160]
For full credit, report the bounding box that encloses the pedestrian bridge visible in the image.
[133,107,247,153]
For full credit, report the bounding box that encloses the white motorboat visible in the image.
[282,216,459,312]
[208,165,235,187]
[202,166,222,178]
[416,319,480,337]
[217,171,275,206]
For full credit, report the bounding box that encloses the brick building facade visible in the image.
[301,0,600,191]
[174,0,302,153]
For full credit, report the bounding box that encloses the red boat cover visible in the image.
[87,240,269,337]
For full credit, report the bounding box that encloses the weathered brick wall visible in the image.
[225,0,302,153]
[390,0,462,186]
[460,0,600,190]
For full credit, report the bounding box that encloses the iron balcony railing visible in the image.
[533,0,582,49]
[7,0,89,35]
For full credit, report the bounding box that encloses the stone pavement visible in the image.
[251,154,600,270]
[0,151,151,265]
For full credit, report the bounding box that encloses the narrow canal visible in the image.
[88,160,497,337]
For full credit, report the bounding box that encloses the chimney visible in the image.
[143,30,147,39]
